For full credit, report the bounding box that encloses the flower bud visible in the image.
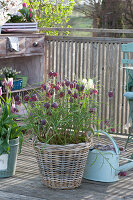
[53,72,58,77]
[48,72,53,77]
[41,119,46,125]
[30,94,38,101]
[81,85,85,91]
[15,94,19,102]
[65,80,70,87]
[110,128,115,132]
[24,95,30,102]
[70,83,73,89]
[59,91,65,98]
[51,102,58,108]
[108,91,113,98]
[76,84,80,90]
[44,102,50,109]
[73,93,78,99]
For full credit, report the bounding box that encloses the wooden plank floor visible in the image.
[0,135,133,200]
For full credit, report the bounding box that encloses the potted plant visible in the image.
[0,67,22,91]
[2,3,37,33]
[22,72,103,189]
[0,78,26,177]
[0,0,22,33]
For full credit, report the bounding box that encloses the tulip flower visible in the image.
[29,13,32,18]
[29,8,32,12]
[22,3,27,7]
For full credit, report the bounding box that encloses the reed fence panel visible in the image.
[44,36,133,135]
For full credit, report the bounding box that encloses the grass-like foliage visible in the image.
[24,72,102,145]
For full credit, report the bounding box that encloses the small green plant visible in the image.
[0,67,21,80]
[0,79,26,155]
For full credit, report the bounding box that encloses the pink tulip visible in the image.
[29,13,32,18]
[7,78,13,88]
[22,3,27,8]
[29,8,32,12]
[2,78,13,88]
[93,89,98,95]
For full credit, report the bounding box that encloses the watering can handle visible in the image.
[94,130,120,155]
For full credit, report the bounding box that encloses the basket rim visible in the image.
[34,141,91,151]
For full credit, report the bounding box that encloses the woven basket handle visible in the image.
[94,130,120,155]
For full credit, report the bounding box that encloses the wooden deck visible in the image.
[0,135,133,200]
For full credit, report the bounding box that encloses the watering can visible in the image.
[83,131,133,182]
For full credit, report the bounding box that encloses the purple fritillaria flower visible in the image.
[118,171,127,176]
[62,81,65,87]
[48,72,53,77]
[68,90,72,95]
[76,83,80,90]
[65,80,70,87]
[108,91,113,98]
[44,102,50,109]
[73,93,78,99]
[30,94,38,101]
[51,102,58,108]
[49,89,54,95]
[53,72,58,77]
[81,85,85,91]
[70,83,74,89]
[59,91,65,98]
[24,95,30,102]
[73,81,77,88]
[43,84,47,90]
[41,119,46,125]
[110,128,115,132]
[54,85,60,91]
[89,108,96,114]
[15,94,19,102]
[80,96,83,100]
[89,89,93,95]
[69,97,73,103]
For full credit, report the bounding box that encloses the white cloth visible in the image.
[7,37,19,52]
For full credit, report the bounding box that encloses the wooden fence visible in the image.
[44,35,133,135]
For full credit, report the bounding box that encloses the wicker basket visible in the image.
[34,142,90,189]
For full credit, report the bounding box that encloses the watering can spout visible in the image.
[116,161,133,175]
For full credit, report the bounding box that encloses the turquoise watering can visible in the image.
[83,130,133,182]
